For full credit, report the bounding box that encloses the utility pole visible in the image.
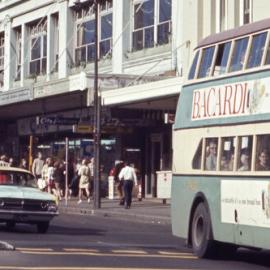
[93,0,101,209]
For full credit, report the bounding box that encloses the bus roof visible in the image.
[197,18,270,49]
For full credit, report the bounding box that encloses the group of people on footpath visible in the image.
[32,152,94,203]
[0,152,140,209]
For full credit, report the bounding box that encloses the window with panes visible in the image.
[243,0,251,25]
[75,0,112,66]
[29,22,47,76]
[15,29,22,80]
[132,0,172,51]
[0,34,4,87]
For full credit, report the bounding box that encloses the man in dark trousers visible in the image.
[118,161,138,209]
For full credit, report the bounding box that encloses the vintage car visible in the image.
[0,166,58,233]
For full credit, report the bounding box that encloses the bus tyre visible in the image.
[191,202,215,258]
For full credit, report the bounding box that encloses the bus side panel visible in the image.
[171,175,236,244]
[172,175,270,250]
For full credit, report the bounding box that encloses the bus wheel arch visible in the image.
[188,193,215,258]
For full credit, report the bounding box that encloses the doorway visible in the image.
[145,133,163,197]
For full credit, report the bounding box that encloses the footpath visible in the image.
[59,197,171,225]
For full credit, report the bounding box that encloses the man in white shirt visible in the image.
[118,161,138,209]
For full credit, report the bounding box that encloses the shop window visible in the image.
[220,137,235,171]
[198,46,215,78]
[15,30,22,80]
[192,140,202,169]
[75,0,112,65]
[247,32,266,69]
[219,0,226,32]
[229,37,249,72]
[157,0,172,45]
[0,35,4,87]
[237,136,252,171]
[100,13,112,58]
[213,42,231,75]
[243,0,252,25]
[205,138,218,171]
[188,50,199,80]
[132,0,171,51]
[29,22,47,76]
[256,135,270,171]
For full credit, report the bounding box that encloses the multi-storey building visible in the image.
[0,0,267,197]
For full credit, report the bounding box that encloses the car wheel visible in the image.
[191,202,216,258]
[37,222,49,233]
[6,221,16,231]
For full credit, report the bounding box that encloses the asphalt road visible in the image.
[0,214,269,270]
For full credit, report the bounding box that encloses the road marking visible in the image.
[63,248,99,253]
[19,250,197,259]
[16,248,54,252]
[0,267,196,270]
[158,251,194,256]
[111,249,147,254]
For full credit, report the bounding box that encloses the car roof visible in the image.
[0,166,32,174]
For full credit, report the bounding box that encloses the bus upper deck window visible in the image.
[264,38,270,66]
[247,32,267,69]
[220,137,235,171]
[205,138,218,171]
[256,135,270,171]
[188,50,199,80]
[192,140,202,169]
[198,46,215,78]
[229,37,249,72]
[238,136,252,171]
[213,42,231,76]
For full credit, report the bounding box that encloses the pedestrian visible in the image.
[69,158,81,197]
[32,152,44,179]
[39,157,51,191]
[118,161,138,209]
[8,157,15,167]
[78,158,91,204]
[47,158,55,194]
[0,155,9,167]
[53,161,63,201]
[88,157,94,196]
[113,160,125,205]
[19,158,28,170]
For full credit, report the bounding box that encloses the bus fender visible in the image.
[187,192,214,247]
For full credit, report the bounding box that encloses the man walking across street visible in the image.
[118,161,138,209]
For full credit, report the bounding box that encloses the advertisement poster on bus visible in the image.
[192,78,270,120]
[221,180,270,228]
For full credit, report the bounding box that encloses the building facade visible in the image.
[0,0,267,197]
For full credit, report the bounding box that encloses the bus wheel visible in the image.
[191,202,215,258]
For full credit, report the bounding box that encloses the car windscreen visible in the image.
[0,171,37,188]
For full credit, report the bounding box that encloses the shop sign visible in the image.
[72,124,93,133]
[36,116,80,126]
[0,87,32,106]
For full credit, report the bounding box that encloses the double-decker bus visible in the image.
[171,18,270,258]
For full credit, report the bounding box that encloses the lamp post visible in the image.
[93,0,101,209]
